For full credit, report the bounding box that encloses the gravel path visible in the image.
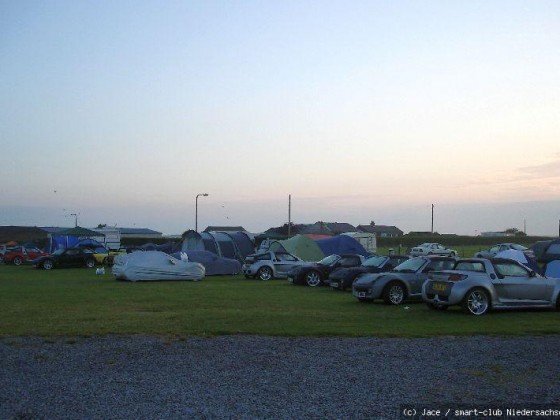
[1,335,560,419]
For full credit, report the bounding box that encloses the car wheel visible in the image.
[382,281,406,305]
[462,288,490,315]
[257,266,273,281]
[449,251,457,257]
[305,271,322,287]
[85,259,96,269]
[12,256,23,266]
[426,302,448,311]
[43,260,54,270]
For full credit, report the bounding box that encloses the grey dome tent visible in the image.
[180,230,254,262]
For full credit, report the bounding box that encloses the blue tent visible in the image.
[315,235,369,257]
[171,250,241,275]
[544,260,560,278]
[180,230,254,262]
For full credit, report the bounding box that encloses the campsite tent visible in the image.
[341,232,377,254]
[180,230,254,262]
[315,235,369,257]
[495,249,540,273]
[48,226,105,252]
[268,234,324,261]
[544,260,560,278]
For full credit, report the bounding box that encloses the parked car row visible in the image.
[241,247,560,316]
[1,246,49,265]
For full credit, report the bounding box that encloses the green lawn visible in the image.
[1,264,558,337]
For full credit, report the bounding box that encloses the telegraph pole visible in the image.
[288,194,292,237]
[431,204,434,234]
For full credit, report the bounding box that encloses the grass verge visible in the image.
[0,265,558,337]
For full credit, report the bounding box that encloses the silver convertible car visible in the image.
[352,256,456,305]
[423,258,560,315]
[242,251,306,280]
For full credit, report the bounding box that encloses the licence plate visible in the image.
[331,282,338,288]
[432,282,448,292]
[358,292,366,298]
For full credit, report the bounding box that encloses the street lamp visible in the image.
[195,193,209,232]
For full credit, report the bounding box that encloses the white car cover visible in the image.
[112,251,205,282]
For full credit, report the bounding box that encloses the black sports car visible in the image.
[32,248,97,270]
[328,255,410,291]
[287,254,365,287]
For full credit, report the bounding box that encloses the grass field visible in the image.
[1,264,559,338]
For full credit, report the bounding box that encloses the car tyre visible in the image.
[462,288,490,315]
[449,251,457,257]
[305,271,322,287]
[257,266,273,281]
[382,281,406,305]
[85,259,96,269]
[13,256,23,266]
[43,260,54,270]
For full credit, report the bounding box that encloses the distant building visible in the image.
[301,222,358,236]
[118,228,163,239]
[357,222,403,238]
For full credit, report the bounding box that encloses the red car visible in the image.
[3,246,49,266]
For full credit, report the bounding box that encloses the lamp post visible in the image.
[70,213,78,227]
[195,193,209,232]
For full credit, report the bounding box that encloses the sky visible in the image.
[1,0,559,236]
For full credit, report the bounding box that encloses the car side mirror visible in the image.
[423,267,434,273]
[529,270,536,277]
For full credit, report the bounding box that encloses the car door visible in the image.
[61,249,81,267]
[273,253,301,277]
[493,261,552,304]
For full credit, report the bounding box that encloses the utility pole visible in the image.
[431,204,434,234]
[288,194,292,237]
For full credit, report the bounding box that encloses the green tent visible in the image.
[269,234,324,261]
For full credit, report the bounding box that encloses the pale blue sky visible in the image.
[1,1,559,235]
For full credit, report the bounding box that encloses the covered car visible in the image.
[112,251,205,282]
[171,250,241,275]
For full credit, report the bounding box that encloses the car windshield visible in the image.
[363,256,388,267]
[393,258,425,273]
[318,255,340,265]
